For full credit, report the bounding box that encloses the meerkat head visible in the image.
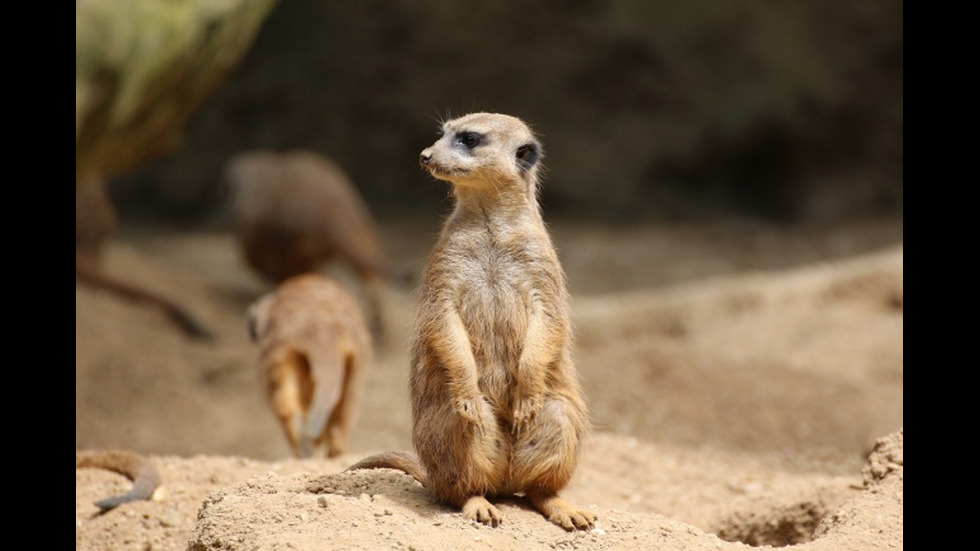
[419,112,543,197]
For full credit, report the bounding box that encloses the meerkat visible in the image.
[347,113,596,531]
[246,273,372,458]
[225,150,410,340]
[75,449,164,512]
[75,175,213,340]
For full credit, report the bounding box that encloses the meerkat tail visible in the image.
[345,450,428,486]
[76,450,163,512]
[75,265,213,341]
[299,378,343,458]
[164,307,214,341]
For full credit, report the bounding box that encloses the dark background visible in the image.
[106,0,902,228]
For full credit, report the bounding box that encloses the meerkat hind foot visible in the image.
[461,496,503,527]
[528,493,596,531]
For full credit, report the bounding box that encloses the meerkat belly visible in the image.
[456,253,530,415]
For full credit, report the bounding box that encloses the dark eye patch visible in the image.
[455,131,483,149]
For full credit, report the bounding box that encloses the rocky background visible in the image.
[90,0,903,226]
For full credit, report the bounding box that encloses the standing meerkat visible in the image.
[347,112,595,531]
[247,273,372,458]
[226,150,410,340]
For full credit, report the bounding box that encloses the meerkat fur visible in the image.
[347,112,595,531]
[247,273,372,458]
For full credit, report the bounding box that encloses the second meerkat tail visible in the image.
[345,450,428,486]
[299,374,341,459]
[76,450,164,512]
[75,265,213,341]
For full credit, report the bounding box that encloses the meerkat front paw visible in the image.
[455,395,489,433]
[512,394,542,432]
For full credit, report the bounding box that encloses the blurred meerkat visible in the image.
[75,449,165,512]
[347,113,595,531]
[225,150,409,340]
[247,273,372,458]
[75,174,212,340]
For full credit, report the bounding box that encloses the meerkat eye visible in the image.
[455,131,483,149]
[515,142,540,172]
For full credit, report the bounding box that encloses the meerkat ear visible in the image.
[515,142,540,173]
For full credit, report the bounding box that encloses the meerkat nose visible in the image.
[419,151,433,166]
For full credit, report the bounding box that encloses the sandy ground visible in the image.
[76,213,903,550]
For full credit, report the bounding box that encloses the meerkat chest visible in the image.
[440,224,561,344]
[452,229,541,300]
